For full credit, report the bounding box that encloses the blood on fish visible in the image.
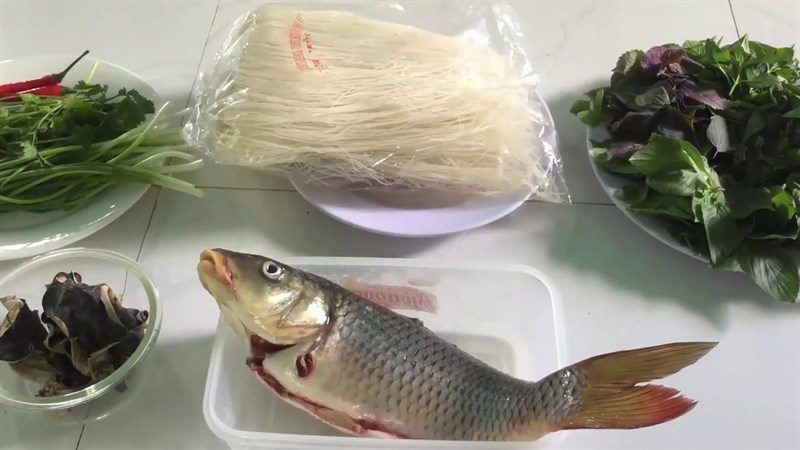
[247,357,328,410]
[246,357,407,439]
[296,353,314,377]
[354,418,409,439]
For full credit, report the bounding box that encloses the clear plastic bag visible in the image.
[184,2,568,202]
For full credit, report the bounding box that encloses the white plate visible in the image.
[586,127,705,262]
[0,55,159,261]
[289,93,558,237]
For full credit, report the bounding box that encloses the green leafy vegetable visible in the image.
[629,134,710,175]
[698,189,739,265]
[647,170,700,196]
[739,242,799,302]
[572,35,800,302]
[0,81,202,213]
[573,88,607,127]
[629,190,694,221]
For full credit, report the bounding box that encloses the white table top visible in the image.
[1,1,799,449]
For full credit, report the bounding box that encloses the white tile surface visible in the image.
[731,0,800,47]
[2,1,800,449]
[0,411,83,450]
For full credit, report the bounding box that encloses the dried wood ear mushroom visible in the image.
[0,272,149,397]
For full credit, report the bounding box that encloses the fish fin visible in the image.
[555,342,717,432]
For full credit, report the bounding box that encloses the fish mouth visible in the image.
[198,249,234,291]
[199,249,251,340]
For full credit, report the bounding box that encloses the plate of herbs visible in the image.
[0,54,203,260]
[572,36,800,302]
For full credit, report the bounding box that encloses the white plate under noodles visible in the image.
[289,92,557,237]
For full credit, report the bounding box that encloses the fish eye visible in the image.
[262,261,284,282]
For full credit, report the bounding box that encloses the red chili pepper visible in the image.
[1,84,63,103]
[0,50,89,97]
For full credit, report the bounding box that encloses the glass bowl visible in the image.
[0,248,161,422]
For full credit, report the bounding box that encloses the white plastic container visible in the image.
[203,258,565,449]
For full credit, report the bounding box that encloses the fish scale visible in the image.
[311,290,540,440]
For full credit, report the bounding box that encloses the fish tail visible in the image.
[531,342,716,438]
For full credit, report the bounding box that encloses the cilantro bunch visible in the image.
[0,81,202,213]
[572,36,800,302]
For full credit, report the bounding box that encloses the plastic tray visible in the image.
[203,258,565,449]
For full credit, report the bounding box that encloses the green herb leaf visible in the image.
[699,190,740,265]
[746,73,780,89]
[626,189,694,221]
[575,89,608,127]
[749,229,799,240]
[20,142,37,160]
[667,222,710,258]
[0,81,201,213]
[577,110,602,127]
[590,147,641,175]
[629,135,709,176]
[726,186,773,219]
[743,112,766,141]
[608,141,644,159]
[783,108,800,119]
[738,242,799,302]
[635,85,672,108]
[569,99,590,115]
[706,115,731,153]
[617,184,648,204]
[647,170,699,196]
[770,187,796,222]
[612,50,644,81]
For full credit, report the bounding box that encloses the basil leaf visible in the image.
[783,108,800,119]
[630,135,709,176]
[608,141,644,159]
[744,112,766,141]
[577,110,602,127]
[749,229,799,240]
[617,184,648,204]
[667,222,710,258]
[611,50,644,85]
[747,73,780,89]
[628,190,694,221]
[647,170,699,196]
[771,188,796,222]
[575,89,607,127]
[699,190,740,265]
[706,115,731,153]
[738,242,799,302]
[726,186,774,219]
[635,85,673,109]
[591,147,641,175]
[569,99,590,115]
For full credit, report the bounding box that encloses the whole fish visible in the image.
[198,249,716,441]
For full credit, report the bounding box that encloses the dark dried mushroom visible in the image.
[0,272,148,397]
[0,296,47,362]
[0,297,58,388]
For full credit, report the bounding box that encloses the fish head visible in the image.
[198,249,330,346]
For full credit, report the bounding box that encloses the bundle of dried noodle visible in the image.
[202,7,549,195]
